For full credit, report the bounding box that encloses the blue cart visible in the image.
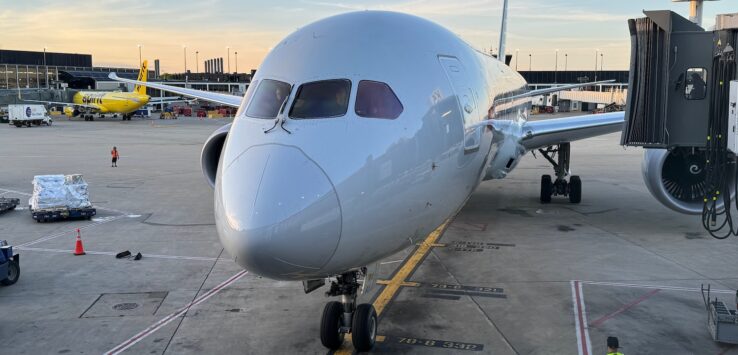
[0,241,19,286]
[31,207,96,222]
[0,198,19,214]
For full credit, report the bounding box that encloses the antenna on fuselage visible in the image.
[497,0,509,63]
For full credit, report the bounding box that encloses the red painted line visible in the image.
[590,289,660,328]
[104,269,248,355]
[574,281,590,355]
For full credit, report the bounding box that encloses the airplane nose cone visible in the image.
[215,144,342,279]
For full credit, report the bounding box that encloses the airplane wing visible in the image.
[108,73,242,108]
[148,97,197,104]
[518,111,624,150]
[502,80,616,102]
[22,99,99,109]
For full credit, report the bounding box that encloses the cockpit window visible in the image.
[289,79,351,119]
[245,79,291,119]
[236,80,258,117]
[355,80,403,119]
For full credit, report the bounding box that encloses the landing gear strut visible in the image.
[320,270,377,352]
[538,142,581,203]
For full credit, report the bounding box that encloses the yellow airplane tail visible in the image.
[134,60,148,95]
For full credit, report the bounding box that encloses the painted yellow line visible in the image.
[334,220,450,355]
[373,220,449,316]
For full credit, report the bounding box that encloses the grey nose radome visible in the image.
[215,144,342,279]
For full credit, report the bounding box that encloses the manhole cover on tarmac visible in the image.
[82,292,167,318]
[113,302,139,311]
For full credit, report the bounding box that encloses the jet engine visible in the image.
[642,148,733,214]
[200,123,231,188]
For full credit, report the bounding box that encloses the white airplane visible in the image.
[109,9,655,352]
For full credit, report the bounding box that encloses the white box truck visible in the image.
[8,104,52,127]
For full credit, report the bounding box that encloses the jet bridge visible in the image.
[621,10,738,238]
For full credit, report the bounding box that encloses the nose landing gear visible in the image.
[320,270,378,352]
[538,142,581,203]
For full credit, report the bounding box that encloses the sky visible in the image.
[0,0,735,73]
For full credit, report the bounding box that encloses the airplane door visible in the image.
[438,55,481,153]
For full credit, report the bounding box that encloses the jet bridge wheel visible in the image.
[320,301,344,349]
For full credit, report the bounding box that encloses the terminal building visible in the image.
[0,49,251,95]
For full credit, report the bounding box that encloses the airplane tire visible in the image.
[352,304,377,352]
[540,175,552,203]
[320,301,344,350]
[569,176,582,204]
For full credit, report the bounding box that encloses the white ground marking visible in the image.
[104,270,248,355]
[571,280,592,355]
[581,280,735,294]
[17,247,218,261]
[17,215,125,248]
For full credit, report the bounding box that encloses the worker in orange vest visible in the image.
[111,146,120,167]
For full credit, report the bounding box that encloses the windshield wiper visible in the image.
[264,86,293,135]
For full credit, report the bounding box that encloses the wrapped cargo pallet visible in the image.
[29,174,92,211]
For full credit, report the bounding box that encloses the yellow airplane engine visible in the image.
[64,107,77,117]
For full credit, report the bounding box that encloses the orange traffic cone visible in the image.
[74,228,86,255]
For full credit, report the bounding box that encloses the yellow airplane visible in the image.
[27,60,186,121]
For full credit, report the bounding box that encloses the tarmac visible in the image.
[1,114,738,354]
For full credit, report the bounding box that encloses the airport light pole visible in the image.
[183,45,187,73]
[594,49,599,82]
[43,47,48,89]
[528,53,532,71]
[515,49,519,71]
[555,49,559,83]
[196,51,199,73]
[565,53,568,71]
[600,53,604,72]
[227,46,230,73]
[235,51,238,73]
[137,44,142,66]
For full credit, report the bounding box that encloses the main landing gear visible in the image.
[320,270,377,352]
[538,142,581,204]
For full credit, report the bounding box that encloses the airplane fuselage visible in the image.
[215,11,531,280]
[73,91,150,114]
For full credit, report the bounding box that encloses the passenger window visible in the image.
[245,79,291,119]
[685,68,707,100]
[355,80,403,119]
[289,79,351,119]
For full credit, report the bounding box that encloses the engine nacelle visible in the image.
[642,148,733,214]
[200,123,231,188]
